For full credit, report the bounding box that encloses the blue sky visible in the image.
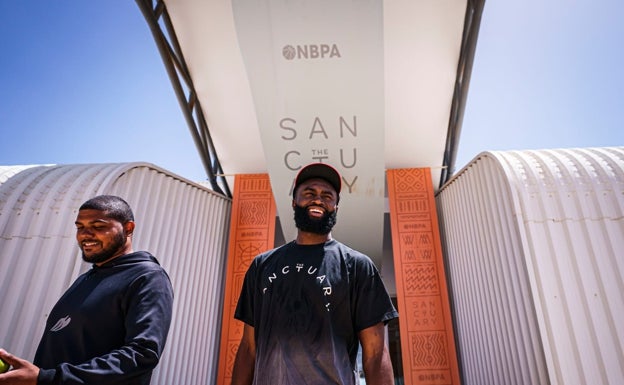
[460,0,623,170]
[1,1,622,183]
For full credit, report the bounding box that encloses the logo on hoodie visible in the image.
[50,316,71,332]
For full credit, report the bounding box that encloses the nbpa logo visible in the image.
[282,44,341,60]
[50,315,71,332]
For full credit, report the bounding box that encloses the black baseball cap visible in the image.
[293,163,342,196]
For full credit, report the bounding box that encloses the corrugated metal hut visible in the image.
[436,147,624,385]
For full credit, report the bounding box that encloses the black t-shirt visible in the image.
[235,239,398,385]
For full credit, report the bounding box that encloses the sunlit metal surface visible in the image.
[437,147,624,385]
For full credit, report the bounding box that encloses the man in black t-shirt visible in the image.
[232,163,398,385]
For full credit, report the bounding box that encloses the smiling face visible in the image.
[292,178,339,236]
[75,209,134,266]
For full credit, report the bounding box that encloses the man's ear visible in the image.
[292,199,296,208]
[124,221,136,237]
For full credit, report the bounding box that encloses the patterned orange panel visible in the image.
[216,174,276,385]
[387,168,460,385]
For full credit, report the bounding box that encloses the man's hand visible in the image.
[0,349,39,385]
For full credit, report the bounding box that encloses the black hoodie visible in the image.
[34,251,174,385]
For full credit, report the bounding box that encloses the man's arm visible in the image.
[359,322,394,385]
[231,323,256,385]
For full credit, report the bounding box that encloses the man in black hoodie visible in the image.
[0,195,174,385]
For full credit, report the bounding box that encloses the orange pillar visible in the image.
[386,168,461,385]
[216,174,277,385]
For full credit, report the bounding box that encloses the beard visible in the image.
[293,204,337,235]
[81,231,126,264]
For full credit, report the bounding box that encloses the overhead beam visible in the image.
[136,0,231,197]
[440,0,486,187]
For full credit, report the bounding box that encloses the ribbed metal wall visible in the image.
[0,162,231,385]
[436,147,624,385]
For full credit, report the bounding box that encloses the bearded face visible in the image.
[292,178,339,235]
[293,203,337,235]
[80,228,127,264]
[75,209,133,266]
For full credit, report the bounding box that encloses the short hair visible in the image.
[79,195,134,223]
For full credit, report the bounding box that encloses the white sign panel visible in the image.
[232,0,385,261]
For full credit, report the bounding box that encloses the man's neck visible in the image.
[295,231,332,245]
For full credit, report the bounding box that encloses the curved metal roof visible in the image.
[137,0,485,193]
[135,0,485,261]
[437,146,624,384]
